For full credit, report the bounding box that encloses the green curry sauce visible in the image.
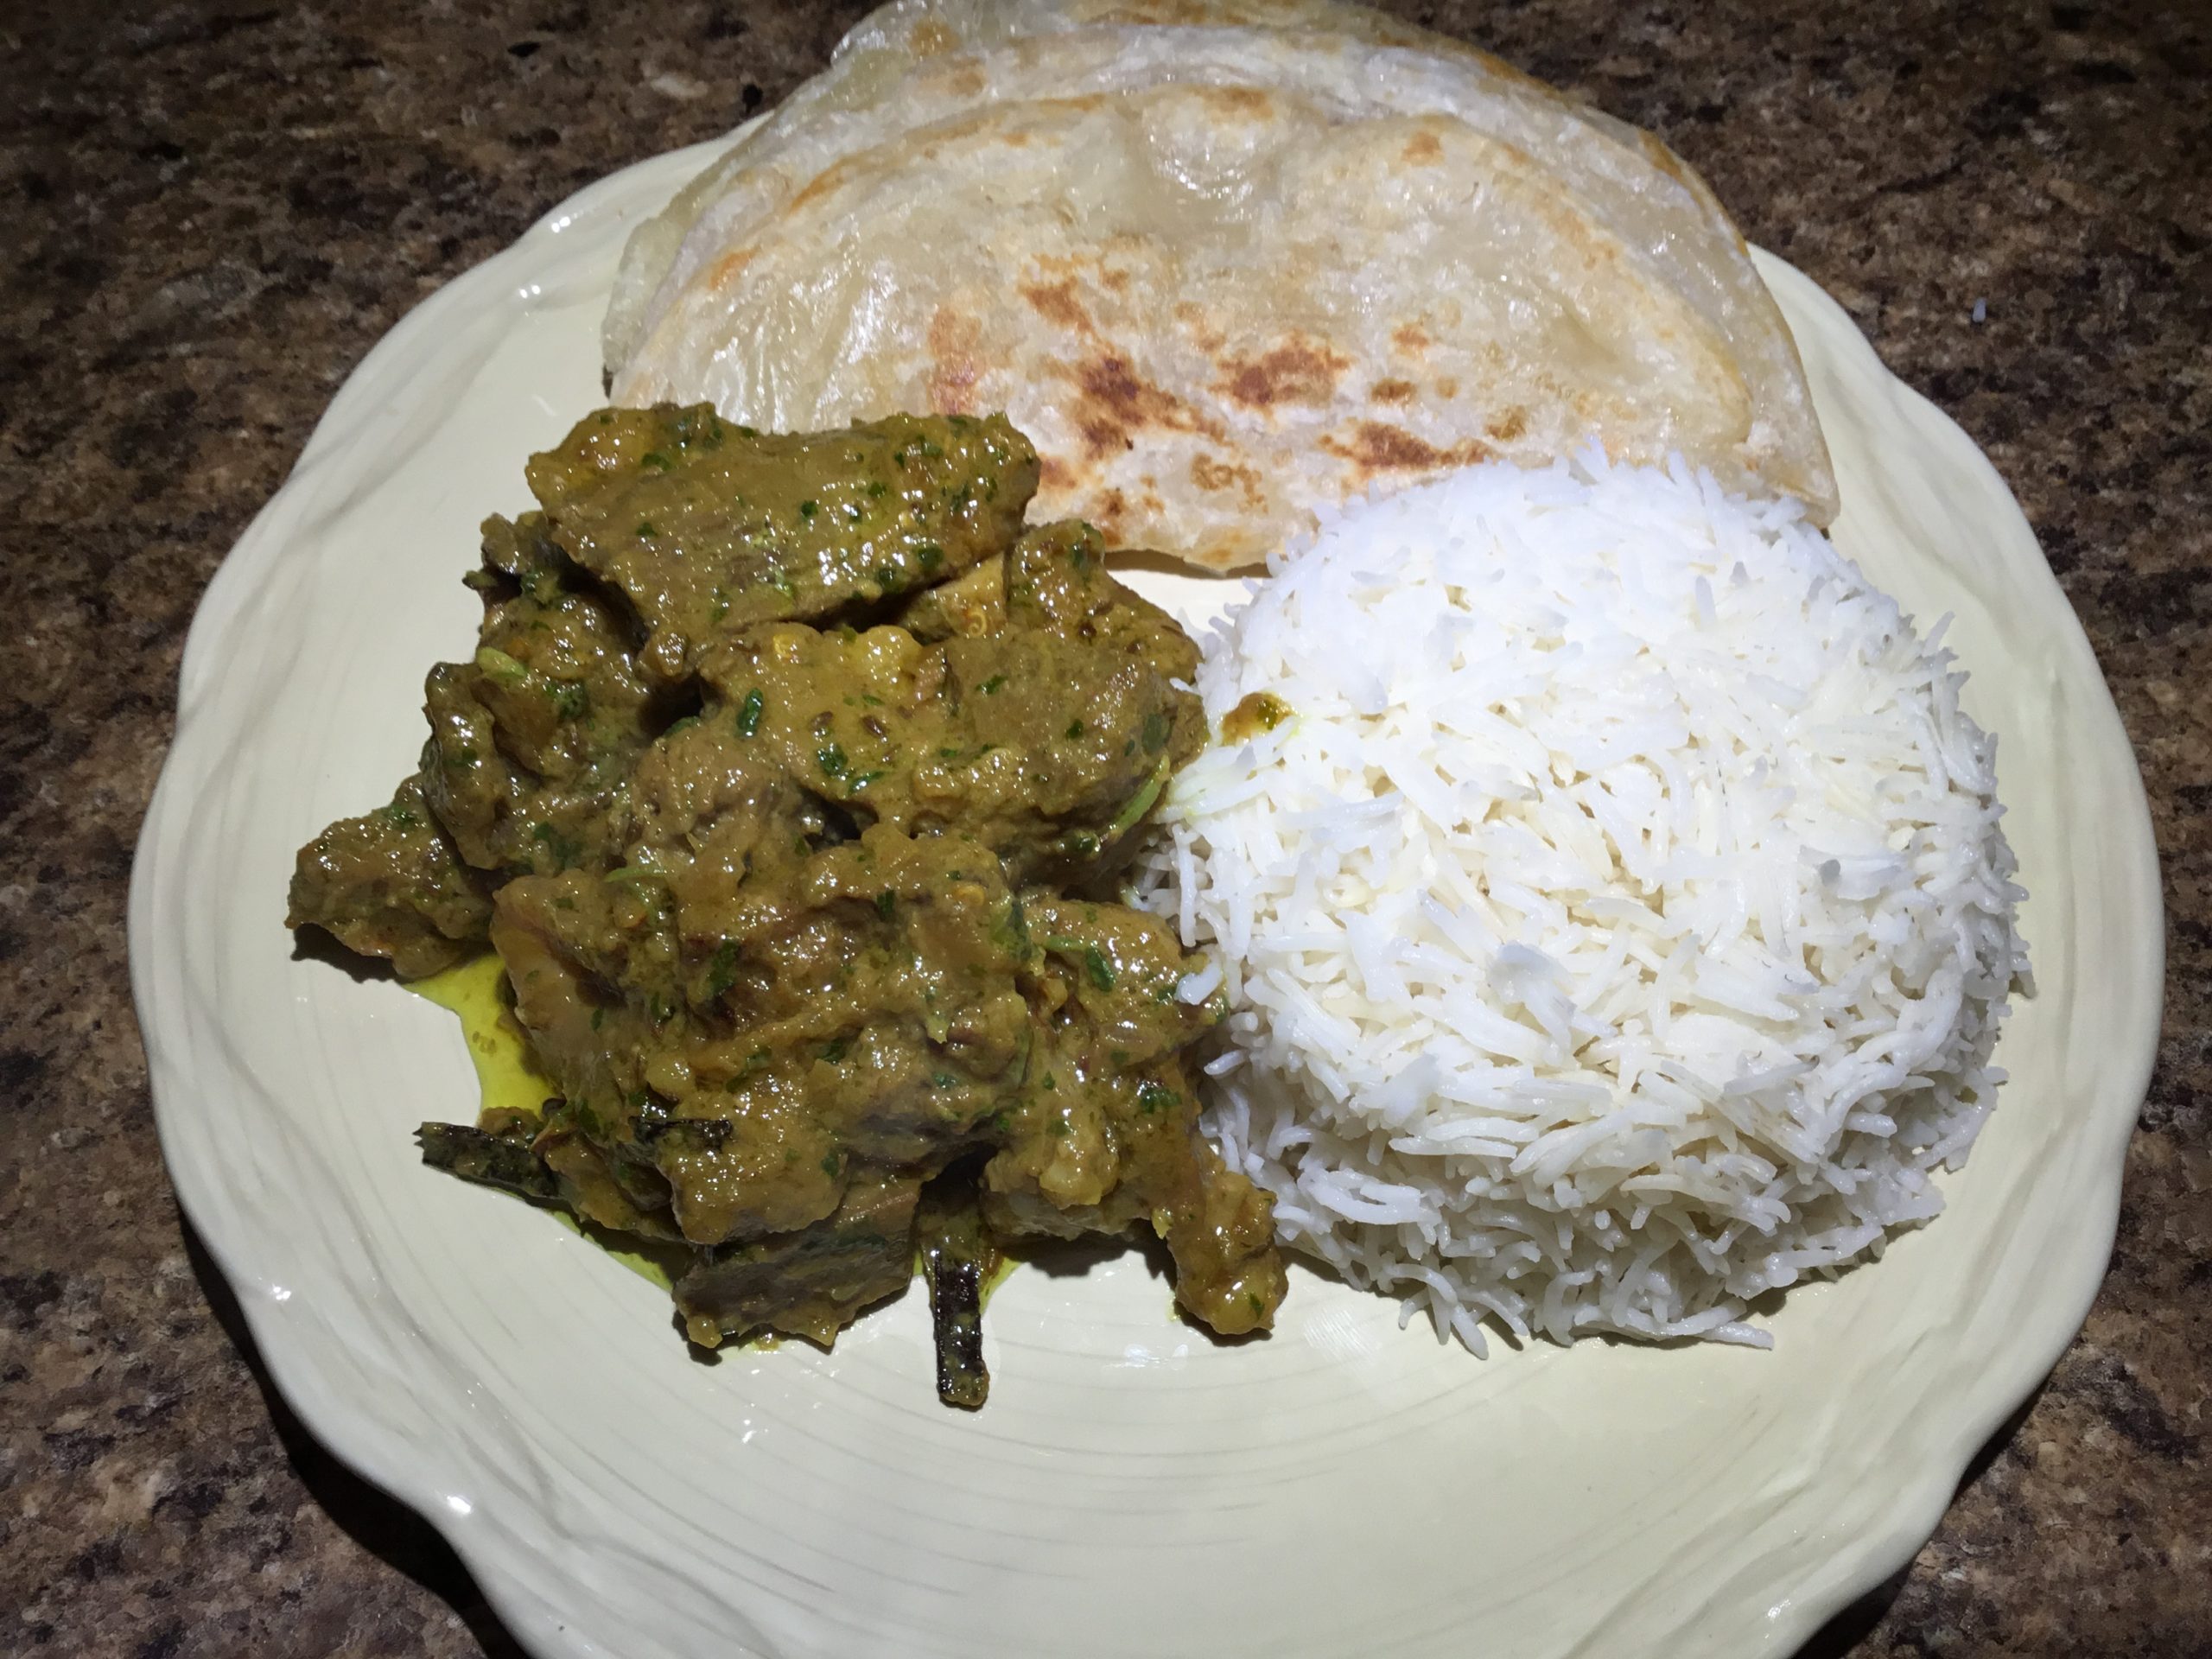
[407,956,685,1294]
[291,405,1287,1404]
[406,954,1018,1315]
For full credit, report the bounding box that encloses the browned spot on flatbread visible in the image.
[1485,407,1529,443]
[786,163,849,214]
[1369,378,1417,405]
[1020,278,1095,334]
[1215,339,1352,411]
[1201,86,1274,118]
[1436,377,1459,398]
[925,308,984,416]
[1392,323,1433,357]
[1637,129,1698,194]
[1401,130,1444,165]
[1135,0,1262,22]
[1320,422,1491,482]
[1173,302,1224,356]
[705,247,757,294]
[1093,487,1130,537]
[1039,456,1075,490]
[1190,453,1264,510]
[908,18,957,56]
[1069,352,1215,458]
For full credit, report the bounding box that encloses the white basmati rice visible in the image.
[1134,451,2031,1354]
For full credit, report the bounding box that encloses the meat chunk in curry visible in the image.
[287,406,1286,1407]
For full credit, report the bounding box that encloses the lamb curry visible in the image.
[287,405,1286,1407]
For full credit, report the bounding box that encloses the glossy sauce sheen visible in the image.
[407,956,684,1294]
[289,405,1287,1395]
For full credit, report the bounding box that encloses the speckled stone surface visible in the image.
[2,2,2203,1654]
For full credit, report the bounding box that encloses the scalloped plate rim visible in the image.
[129,132,2160,1659]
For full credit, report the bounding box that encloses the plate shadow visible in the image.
[181,1217,529,1659]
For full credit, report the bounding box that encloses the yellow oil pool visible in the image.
[405,955,681,1294]
[405,957,1020,1317]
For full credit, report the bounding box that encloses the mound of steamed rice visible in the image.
[1138,452,2031,1352]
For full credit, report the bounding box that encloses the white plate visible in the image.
[131,138,2160,1659]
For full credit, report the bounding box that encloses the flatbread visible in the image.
[601,2,1436,367]
[607,3,1837,568]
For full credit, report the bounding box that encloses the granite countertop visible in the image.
[3,1,2204,1653]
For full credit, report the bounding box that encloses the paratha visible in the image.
[607,1,1836,568]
